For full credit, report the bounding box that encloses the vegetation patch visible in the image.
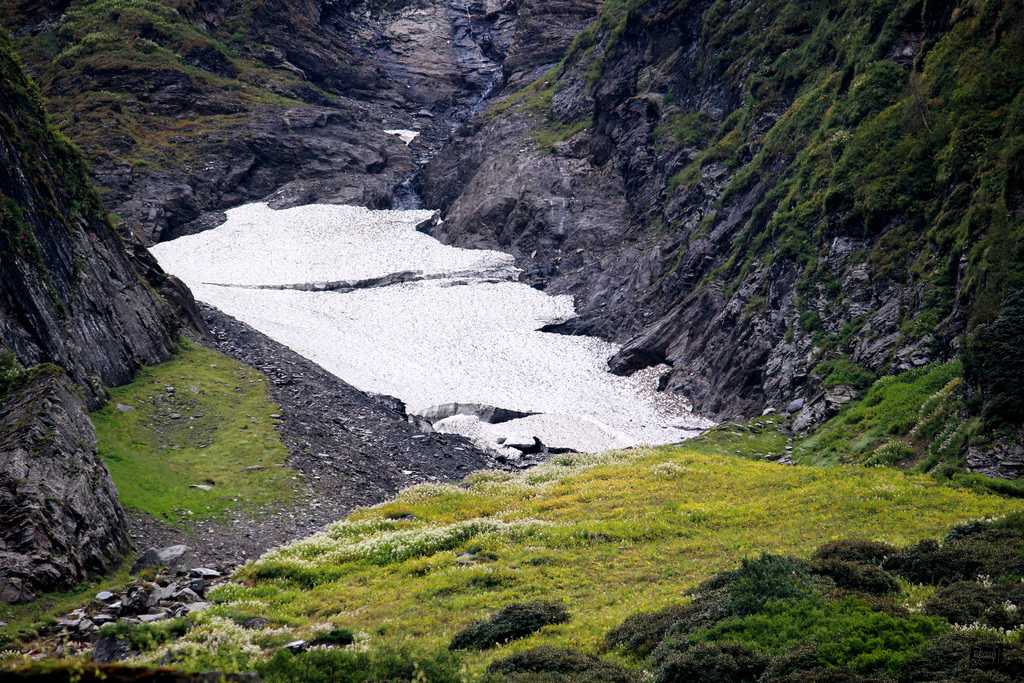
[450,602,570,651]
[485,646,638,682]
[92,340,297,524]
[182,446,1018,676]
[795,362,963,466]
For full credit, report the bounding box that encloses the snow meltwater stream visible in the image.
[152,203,710,455]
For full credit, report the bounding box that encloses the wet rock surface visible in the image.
[0,372,128,603]
[124,304,502,569]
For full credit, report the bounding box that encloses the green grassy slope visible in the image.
[92,341,297,524]
[111,445,1021,676]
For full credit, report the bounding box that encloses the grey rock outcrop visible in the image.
[0,371,128,603]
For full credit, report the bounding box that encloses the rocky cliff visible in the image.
[1,28,196,599]
[0,369,128,603]
[422,0,1024,436]
[1,28,194,403]
[0,0,527,243]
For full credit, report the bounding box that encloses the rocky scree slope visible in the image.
[422,0,1024,447]
[0,30,196,601]
[0,0,539,243]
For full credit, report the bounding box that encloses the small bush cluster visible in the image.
[259,646,463,683]
[449,602,570,651]
[811,559,900,595]
[656,641,767,683]
[883,524,1024,585]
[485,646,638,682]
[812,540,895,566]
[604,604,694,657]
[923,581,1024,630]
[607,517,1024,682]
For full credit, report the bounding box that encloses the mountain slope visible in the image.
[0,28,196,602]
[1,28,192,401]
[422,0,1024,444]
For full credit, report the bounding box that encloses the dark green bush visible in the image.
[897,631,1024,682]
[258,646,463,683]
[811,559,900,595]
[758,645,881,682]
[449,602,570,651]
[689,597,947,674]
[655,642,767,683]
[604,603,693,657]
[701,555,824,617]
[884,530,1024,584]
[812,540,896,566]
[923,581,1024,629]
[945,512,1024,542]
[309,627,355,647]
[485,646,638,682]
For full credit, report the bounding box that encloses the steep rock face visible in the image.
[1,0,521,243]
[0,30,191,404]
[0,370,128,603]
[0,30,197,598]
[424,0,1024,423]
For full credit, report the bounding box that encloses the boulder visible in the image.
[0,372,130,603]
[131,545,193,574]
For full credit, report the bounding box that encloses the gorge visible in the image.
[1,0,1023,680]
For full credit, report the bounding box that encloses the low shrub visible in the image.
[485,646,638,682]
[923,581,1024,629]
[96,618,189,652]
[811,559,901,595]
[759,645,881,682]
[259,646,463,683]
[945,513,1024,542]
[690,597,948,674]
[864,440,915,467]
[884,529,1024,584]
[604,603,693,657]
[699,555,824,618]
[309,627,355,647]
[450,602,570,650]
[655,641,767,683]
[897,631,1024,682]
[812,540,896,566]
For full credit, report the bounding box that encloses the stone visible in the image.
[784,398,805,414]
[189,567,222,579]
[131,545,192,574]
[115,403,135,412]
[138,612,168,623]
[149,582,178,605]
[0,374,129,603]
[95,590,116,602]
[285,640,308,653]
[93,635,134,663]
[174,587,202,603]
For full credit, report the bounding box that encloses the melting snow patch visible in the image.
[152,202,711,454]
[384,129,419,145]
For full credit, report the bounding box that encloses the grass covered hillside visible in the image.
[13,441,1014,680]
[92,341,298,524]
